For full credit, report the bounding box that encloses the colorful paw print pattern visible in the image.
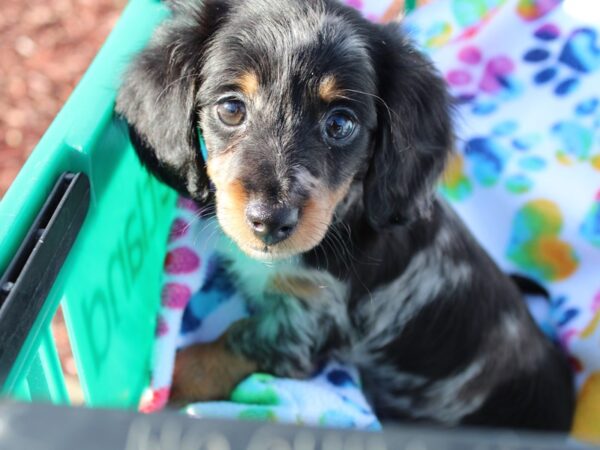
[524,24,600,97]
[343,0,430,23]
[507,199,579,282]
[551,97,600,168]
[451,0,504,29]
[181,255,237,334]
[405,0,506,50]
[440,153,473,201]
[580,290,600,340]
[141,201,212,413]
[581,191,600,247]
[463,120,520,188]
[446,46,522,112]
[186,363,380,429]
[408,0,600,438]
[516,0,560,21]
[451,119,545,196]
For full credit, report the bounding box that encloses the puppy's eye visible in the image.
[324,111,356,140]
[217,99,246,126]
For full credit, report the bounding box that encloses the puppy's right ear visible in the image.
[116,0,231,203]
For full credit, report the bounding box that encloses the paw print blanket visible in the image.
[405,0,600,440]
[141,0,600,441]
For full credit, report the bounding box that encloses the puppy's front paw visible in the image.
[169,330,257,407]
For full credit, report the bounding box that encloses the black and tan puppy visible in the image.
[116,0,575,430]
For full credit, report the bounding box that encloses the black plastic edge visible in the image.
[0,401,591,450]
[0,172,90,387]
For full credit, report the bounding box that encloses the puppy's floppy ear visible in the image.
[363,24,453,229]
[116,0,232,203]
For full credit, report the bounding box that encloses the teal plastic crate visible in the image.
[0,0,176,408]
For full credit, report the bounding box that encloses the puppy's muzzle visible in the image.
[245,201,299,246]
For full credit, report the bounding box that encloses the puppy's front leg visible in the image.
[169,328,257,406]
[232,271,349,377]
[169,271,348,405]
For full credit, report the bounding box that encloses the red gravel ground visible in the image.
[1,0,127,402]
[0,0,126,197]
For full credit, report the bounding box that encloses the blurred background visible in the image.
[0,0,126,197]
[0,0,127,402]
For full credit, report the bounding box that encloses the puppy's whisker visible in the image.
[341,88,398,124]
[176,207,215,238]
[195,218,217,238]
[154,72,199,107]
[195,219,220,251]
[335,220,381,265]
[315,244,325,272]
[181,215,200,234]
[319,236,334,272]
[305,219,352,272]
[325,223,373,303]
[329,228,359,276]
[181,207,215,234]
[340,230,378,266]
[326,234,346,272]
[329,228,352,269]
[197,205,216,217]
[339,96,370,109]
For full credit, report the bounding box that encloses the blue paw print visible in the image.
[327,369,357,388]
[533,295,579,343]
[551,97,600,163]
[180,255,237,334]
[464,120,544,192]
[551,295,580,328]
[465,136,510,186]
[200,255,236,297]
[524,24,600,96]
[181,306,202,334]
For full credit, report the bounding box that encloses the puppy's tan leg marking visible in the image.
[169,322,257,406]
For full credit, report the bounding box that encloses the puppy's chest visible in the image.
[229,253,301,301]
[214,237,303,303]
[218,252,355,335]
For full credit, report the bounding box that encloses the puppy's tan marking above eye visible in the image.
[237,71,259,97]
[319,75,342,103]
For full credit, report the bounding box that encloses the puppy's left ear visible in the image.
[364,24,454,229]
[116,0,233,203]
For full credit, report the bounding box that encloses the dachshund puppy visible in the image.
[116,0,575,430]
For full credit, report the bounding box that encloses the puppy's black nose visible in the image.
[246,202,299,245]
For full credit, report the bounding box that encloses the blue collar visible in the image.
[197,127,208,161]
